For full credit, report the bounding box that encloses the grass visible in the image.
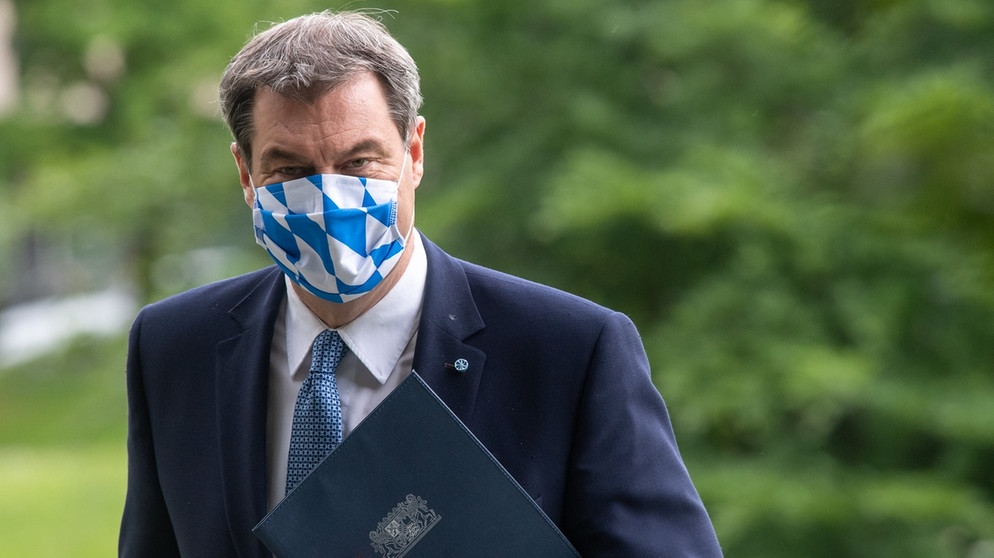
[0,335,128,557]
[0,446,125,556]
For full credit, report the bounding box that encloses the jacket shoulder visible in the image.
[460,259,615,320]
[135,266,282,325]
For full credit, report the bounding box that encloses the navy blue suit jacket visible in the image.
[120,236,722,557]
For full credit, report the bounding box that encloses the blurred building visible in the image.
[0,0,16,116]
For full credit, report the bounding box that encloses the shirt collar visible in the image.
[284,232,427,384]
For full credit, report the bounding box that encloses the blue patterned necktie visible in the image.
[286,329,347,494]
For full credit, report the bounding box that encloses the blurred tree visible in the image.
[1,0,295,301]
[397,0,994,556]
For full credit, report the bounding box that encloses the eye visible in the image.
[344,158,371,170]
[273,166,311,180]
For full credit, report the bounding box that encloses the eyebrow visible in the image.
[340,138,392,160]
[257,147,308,167]
[257,138,393,168]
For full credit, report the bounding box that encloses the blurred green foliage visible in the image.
[2,0,993,556]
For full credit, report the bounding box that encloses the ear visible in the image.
[231,142,255,207]
[407,116,426,190]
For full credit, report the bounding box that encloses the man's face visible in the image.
[232,71,425,239]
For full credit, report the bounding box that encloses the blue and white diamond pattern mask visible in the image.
[252,159,411,303]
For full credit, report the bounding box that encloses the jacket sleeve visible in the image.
[118,311,181,557]
[561,311,723,557]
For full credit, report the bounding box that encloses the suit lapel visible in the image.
[215,268,285,558]
[414,238,487,422]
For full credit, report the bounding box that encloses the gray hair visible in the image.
[218,11,423,167]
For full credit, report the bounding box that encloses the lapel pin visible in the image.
[445,358,470,373]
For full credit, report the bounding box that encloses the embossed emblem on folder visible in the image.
[369,494,441,558]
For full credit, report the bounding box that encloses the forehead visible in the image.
[250,73,403,161]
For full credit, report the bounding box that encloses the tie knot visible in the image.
[311,330,346,375]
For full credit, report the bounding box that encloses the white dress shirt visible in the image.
[265,233,427,510]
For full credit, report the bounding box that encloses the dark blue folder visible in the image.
[253,372,581,558]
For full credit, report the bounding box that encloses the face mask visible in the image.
[252,159,412,303]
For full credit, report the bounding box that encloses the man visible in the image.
[120,10,722,557]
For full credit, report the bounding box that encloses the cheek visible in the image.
[397,185,416,226]
[242,184,256,207]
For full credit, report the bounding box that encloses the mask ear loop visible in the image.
[396,152,408,185]
[248,174,268,213]
[395,151,418,244]
[402,208,416,245]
